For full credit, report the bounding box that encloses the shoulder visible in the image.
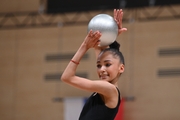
[100,86,120,109]
[89,80,118,98]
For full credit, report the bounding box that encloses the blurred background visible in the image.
[0,0,180,120]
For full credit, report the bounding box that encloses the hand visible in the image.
[83,30,101,49]
[114,9,127,35]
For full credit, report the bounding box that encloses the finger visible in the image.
[94,31,101,40]
[114,9,117,20]
[121,28,127,32]
[118,10,122,28]
[89,29,93,33]
[90,31,101,42]
[116,9,120,20]
[116,10,121,29]
[118,28,127,35]
[92,36,100,48]
[93,40,101,48]
[120,11,124,28]
[93,31,100,37]
[88,29,93,37]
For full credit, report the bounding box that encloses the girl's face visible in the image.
[96,51,124,82]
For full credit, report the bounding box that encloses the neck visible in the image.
[114,82,118,87]
[110,78,119,87]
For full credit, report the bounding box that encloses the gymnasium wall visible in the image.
[0,0,40,12]
[0,1,180,120]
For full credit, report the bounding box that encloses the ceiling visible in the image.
[46,0,180,13]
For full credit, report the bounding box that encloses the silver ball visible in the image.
[88,14,118,47]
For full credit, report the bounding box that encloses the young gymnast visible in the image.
[61,9,127,120]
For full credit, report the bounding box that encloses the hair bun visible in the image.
[109,41,120,51]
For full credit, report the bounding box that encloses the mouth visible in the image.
[99,74,109,79]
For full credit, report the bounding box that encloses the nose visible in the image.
[100,66,106,72]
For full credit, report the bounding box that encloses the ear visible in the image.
[118,64,125,73]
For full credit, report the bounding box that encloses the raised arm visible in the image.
[61,30,101,82]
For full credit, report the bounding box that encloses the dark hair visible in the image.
[101,41,125,65]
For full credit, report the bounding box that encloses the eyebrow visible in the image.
[97,60,111,64]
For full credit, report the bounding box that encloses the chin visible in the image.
[100,77,111,81]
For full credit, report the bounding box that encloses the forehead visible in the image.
[97,51,118,62]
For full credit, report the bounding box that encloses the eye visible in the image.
[105,63,111,67]
[97,64,101,69]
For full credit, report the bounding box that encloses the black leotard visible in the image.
[79,88,121,120]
